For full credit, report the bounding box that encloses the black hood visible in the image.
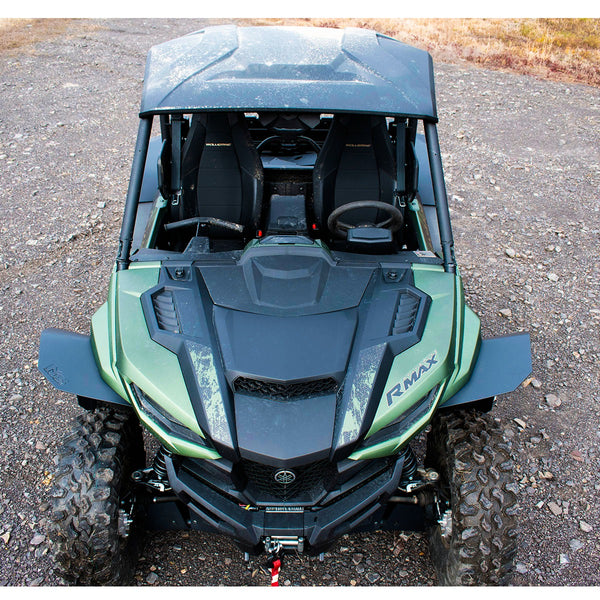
[141,243,430,466]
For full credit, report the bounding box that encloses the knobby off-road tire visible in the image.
[425,409,519,585]
[47,407,146,585]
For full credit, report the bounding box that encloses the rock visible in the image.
[8,394,23,403]
[398,569,408,577]
[352,553,363,565]
[35,441,46,451]
[224,557,232,566]
[499,308,512,318]
[146,572,158,585]
[547,501,562,516]
[516,562,528,574]
[355,564,365,574]
[0,532,10,544]
[547,273,559,282]
[570,539,584,551]
[559,554,569,565]
[570,450,584,462]
[579,521,593,533]
[30,533,45,546]
[531,379,542,389]
[505,248,516,258]
[514,418,527,429]
[545,394,561,409]
[97,201,106,209]
[366,572,381,583]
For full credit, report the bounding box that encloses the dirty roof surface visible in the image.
[140,25,437,119]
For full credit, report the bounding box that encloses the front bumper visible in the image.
[164,453,407,553]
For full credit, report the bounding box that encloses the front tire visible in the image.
[47,407,145,585]
[425,409,519,585]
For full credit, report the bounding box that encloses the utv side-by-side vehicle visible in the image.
[39,25,531,585]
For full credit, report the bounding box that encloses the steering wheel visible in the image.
[327,201,404,239]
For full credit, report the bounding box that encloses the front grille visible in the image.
[233,376,338,400]
[241,459,336,501]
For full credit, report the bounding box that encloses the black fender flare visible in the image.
[440,332,531,409]
[38,328,129,407]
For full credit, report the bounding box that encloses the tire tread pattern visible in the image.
[47,408,145,585]
[425,409,519,585]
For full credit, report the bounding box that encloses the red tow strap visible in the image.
[270,558,281,586]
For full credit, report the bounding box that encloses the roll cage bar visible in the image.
[116,114,456,274]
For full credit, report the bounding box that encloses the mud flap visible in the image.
[38,328,129,406]
[441,332,531,408]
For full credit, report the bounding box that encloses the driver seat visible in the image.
[312,114,396,232]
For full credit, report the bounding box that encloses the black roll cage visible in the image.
[116,114,456,274]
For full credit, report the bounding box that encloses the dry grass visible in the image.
[0,18,103,56]
[243,18,600,87]
[0,19,77,53]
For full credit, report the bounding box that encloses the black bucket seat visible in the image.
[312,114,396,232]
[176,112,264,234]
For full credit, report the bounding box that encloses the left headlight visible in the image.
[130,383,211,448]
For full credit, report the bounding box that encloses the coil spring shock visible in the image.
[131,446,173,493]
[399,445,418,485]
[152,446,172,481]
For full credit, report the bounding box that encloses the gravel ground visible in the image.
[0,19,599,587]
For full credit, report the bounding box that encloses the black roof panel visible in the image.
[140,25,437,119]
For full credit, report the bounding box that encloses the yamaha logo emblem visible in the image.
[273,469,296,485]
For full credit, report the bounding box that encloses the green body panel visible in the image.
[441,303,481,402]
[90,299,128,400]
[349,264,481,460]
[91,262,220,460]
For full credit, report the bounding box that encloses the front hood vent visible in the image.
[152,289,181,333]
[392,290,421,335]
[233,376,338,400]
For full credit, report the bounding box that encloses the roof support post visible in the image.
[424,121,456,274]
[116,116,152,271]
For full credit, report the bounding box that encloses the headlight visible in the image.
[130,383,211,448]
[359,385,439,449]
